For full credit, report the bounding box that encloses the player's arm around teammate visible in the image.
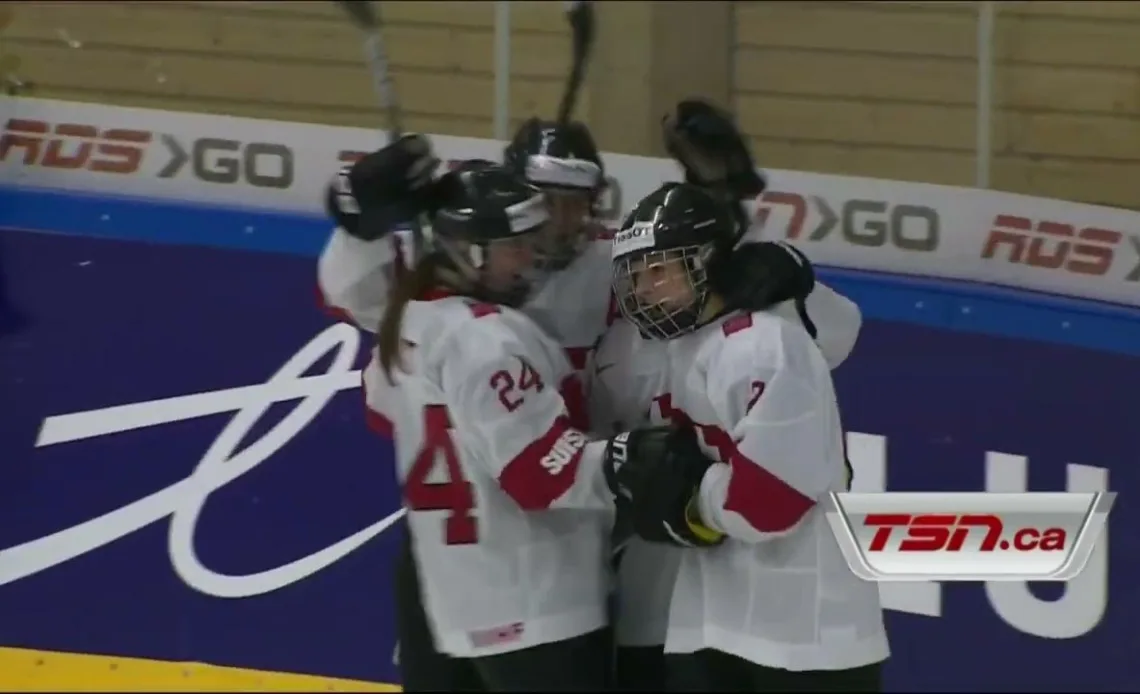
[598,98,867,692]
[610,182,890,693]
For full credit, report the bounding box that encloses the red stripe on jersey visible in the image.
[713,429,815,533]
[565,346,590,371]
[365,407,395,438]
[420,287,458,301]
[468,302,502,317]
[656,394,814,533]
[497,416,588,510]
[560,374,590,431]
[721,313,754,336]
[315,284,356,325]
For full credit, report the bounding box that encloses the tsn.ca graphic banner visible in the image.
[824,492,1116,582]
[0,228,1137,692]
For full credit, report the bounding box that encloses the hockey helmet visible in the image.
[504,118,605,270]
[428,160,550,307]
[611,182,738,339]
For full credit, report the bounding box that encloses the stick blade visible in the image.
[335,0,377,29]
[567,1,596,58]
[556,1,596,124]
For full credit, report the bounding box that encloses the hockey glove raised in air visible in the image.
[602,425,726,549]
[325,133,440,241]
[708,241,819,338]
[662,98,767,202]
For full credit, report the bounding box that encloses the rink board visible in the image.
[0,186,1137,692]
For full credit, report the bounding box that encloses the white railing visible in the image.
[488,1,999,189]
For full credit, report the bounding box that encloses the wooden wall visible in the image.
[4,2,1140,209]
[1,1,579,138]
[734,1,1140,210]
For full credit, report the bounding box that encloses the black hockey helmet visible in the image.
[427,159,550,307]
[611,182,738,339]
[504,117,604,191]
[503,117,605,269]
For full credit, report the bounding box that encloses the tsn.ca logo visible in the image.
[823,492,1115,582]
[981,214,1140,282]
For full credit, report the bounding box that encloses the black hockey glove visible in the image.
[707,241,818,338]
[324,133,440,241]
[602,426,726,549]
[662,98,767,202]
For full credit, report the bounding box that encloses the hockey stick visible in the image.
[556,1,596,125]
[335,0,429,267]
[335,0,404,142]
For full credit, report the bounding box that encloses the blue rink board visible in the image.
[0,184,1138,693]
[2,184,1138,357]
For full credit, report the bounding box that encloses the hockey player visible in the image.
[321,128,615,692]
[608,182,890,692]
[318,106,863,691]
[363,160,709,691]
[591,99,869,691]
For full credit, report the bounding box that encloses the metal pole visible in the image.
[975,1,995,189]
[493,1,512,140]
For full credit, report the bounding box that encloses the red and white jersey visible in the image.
[647,309,888,671]
[320,222,877,659]
[362,294,615,657]
[317,227,615,374]
[589,286,866,649]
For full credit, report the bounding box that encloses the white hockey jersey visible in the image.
[590,287,865,649]
[319,219,874,658]
[635,309,888,671]
[362,294,615,657]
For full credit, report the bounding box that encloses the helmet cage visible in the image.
[612,243,714,340]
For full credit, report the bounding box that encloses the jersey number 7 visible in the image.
[404,405,478,545]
